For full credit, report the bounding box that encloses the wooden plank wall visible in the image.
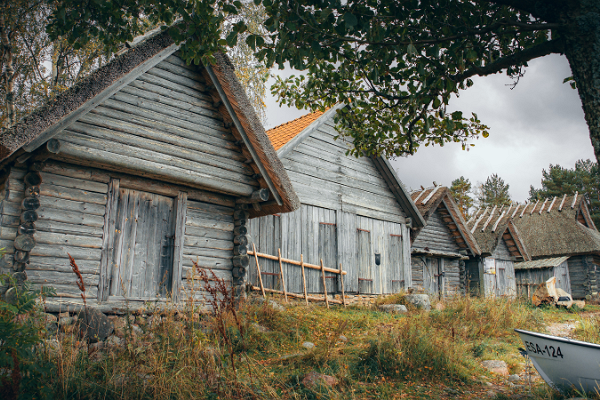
[55,53,258,197]
[0,168,27,274]
[413,210,460,253]
[515,268,554,297]
[281,121,407,224]
[444,258,463,296]
[492,239,516,297]
[465,259,481,296]
[24,163,108,299]
[180,199,235,301]
[248,204,409,295]
[568,255,594,299]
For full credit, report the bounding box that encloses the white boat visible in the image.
[515,328,600,394]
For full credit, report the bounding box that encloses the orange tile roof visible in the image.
[266,111,324,150]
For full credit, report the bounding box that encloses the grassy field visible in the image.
[3,284,600,399]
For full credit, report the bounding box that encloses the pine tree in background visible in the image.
[477,174,511,209]
[450,176,473,218]
[529,159,600,227]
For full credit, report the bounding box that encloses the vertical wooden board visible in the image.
[109,188,130,296]
[246,218,258,286]
[99,178,119,300]
[343,211,358,293]
[318,217,338,294]
[172,192,187,300]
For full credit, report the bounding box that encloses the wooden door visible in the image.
[108,188,175,299]
[424,258,441,297]
[389,234,404,293]
[554,262,572,294]
[318,222,338,294]
[357,229,374,293]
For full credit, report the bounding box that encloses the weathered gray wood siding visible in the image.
[444,258,463,296]
[4,164,109,299]
[0,160,237,306]
[492,239,516,297]
[281,121,407,224]
[515,263,572,297]
[0,168,27,274]
[568,255,597,299]
[248,205,409,295]
[412,211,459,253]
[180,200,235,300]
[55,53,258,197]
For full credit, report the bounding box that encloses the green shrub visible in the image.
[0,274,55,399]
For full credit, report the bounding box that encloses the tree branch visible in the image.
[453,39,564,81]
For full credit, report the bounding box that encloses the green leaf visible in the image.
[407,43,417,56]
[246,35,257,50]
[344,13,357,27]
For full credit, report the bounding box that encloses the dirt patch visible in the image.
[546,320,580,337]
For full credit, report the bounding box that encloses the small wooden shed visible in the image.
[514,256,571,297]
[512,194,600,300]
[466,206,530,297]
[409,185,481,298]
[0,28,299,312]
[247,107,425,296]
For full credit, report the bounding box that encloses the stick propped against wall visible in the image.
[252,243,266,298]
[320,259,329,309]
[301,254,308,306]
[277,248,288,303]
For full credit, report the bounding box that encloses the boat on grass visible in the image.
[515,328,600,394]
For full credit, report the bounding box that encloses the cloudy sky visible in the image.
[262,54,594,203]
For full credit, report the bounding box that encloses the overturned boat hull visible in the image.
[515,329,600,394]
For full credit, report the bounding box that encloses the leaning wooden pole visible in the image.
[277,248,288,303]
[252,243,266,298]
[339,263,346,307]
[301,254,308,306]
[320,259,329,309]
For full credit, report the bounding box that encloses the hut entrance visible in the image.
[424,258,442,298]
[318,222,338,294]
[108,188,175,299]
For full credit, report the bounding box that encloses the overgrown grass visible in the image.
[3,282,597,399]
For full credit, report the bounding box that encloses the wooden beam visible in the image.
[98,178,119,301]
[203,63,283,206]
[171,191,188,302]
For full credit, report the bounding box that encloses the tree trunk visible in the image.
[0,14,17,129]
[562,1,600,165]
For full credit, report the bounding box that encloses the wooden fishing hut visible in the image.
[409,185,481,298]
[466,205,530,297]
[0,28,299,313]
[247,107,425,296]
[512,194,600,299]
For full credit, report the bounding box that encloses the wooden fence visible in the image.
[248,244,347,308]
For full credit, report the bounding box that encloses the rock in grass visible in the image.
[404,294,431,311]
[378,304,408,314]
[77,307,114,343]
[302,341,315,350]
[508,374,521,382]
[302,371,338,388]
[482,360,509,376]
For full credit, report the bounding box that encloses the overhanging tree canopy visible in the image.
[47,0,600,160]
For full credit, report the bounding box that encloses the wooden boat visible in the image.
[515,328,600,394]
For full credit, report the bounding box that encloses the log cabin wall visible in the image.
[568,255,598,299]
[54,54,258,197]
[0,31,301,311]
[248,113,414,296]
[412,211,460,253]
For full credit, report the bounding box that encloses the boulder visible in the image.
[77,307,114,343]
[508,374,521,382]
[404,294,431,311]
[482,360,509,376]
[378,304,408,314]
[302,372,338,388]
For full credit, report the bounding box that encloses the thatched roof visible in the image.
[0,27,299,218]
[515,256,570,271]
[466,204,530,260]
[410,185,480,256]
[506,194,600,258]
